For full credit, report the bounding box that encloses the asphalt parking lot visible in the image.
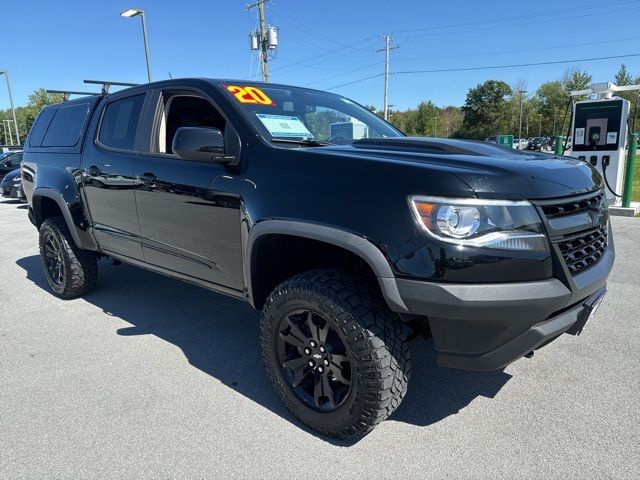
[1,198,638,479]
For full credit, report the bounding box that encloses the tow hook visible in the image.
[524,351,534,359]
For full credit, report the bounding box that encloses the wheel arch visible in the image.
[244,220,408,312]
[32,188,97,251]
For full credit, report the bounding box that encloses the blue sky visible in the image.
[2,0,640,111]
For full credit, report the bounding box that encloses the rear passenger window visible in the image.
[42,103,90,147]
[28,108,57,147]
[98,94,145,151]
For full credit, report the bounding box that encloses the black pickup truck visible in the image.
[21,79,613,439]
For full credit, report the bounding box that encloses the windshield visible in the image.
[218,82,403,144]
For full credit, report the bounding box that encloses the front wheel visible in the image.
[260,269,410,439]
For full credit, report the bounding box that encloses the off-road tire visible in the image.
[39,216,98,298]
[260,269,410,439]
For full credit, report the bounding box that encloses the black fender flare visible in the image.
[32,187,97,251]
[244,219,409,313]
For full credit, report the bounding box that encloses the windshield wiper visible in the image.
[270,138,334,147]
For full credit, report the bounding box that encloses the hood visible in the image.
[0,168,21,187]
[325,137,601,200]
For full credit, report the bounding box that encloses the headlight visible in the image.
[409,195,549,252]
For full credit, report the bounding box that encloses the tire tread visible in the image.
[39,217,98,298]
[260,269,410,439]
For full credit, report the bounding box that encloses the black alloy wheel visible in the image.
[42,231,65,287]
[276,308,352,411]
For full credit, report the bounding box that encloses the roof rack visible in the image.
[45,89,101,102]
[84,79,139,95]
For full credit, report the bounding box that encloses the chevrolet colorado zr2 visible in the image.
[21,79,613,439]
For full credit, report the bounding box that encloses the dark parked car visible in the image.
[0,150,23,181]
[527,136,550,151]
[21,79,613,439]
[1,167,24,200]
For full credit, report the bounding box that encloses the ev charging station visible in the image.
[567,82,640,210]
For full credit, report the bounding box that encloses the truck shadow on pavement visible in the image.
[17,255,511,445]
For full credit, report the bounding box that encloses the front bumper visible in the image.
[395,239,614,370]
[1,184,21,199]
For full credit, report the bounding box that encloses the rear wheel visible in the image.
[39,217,98,298]
[260,269,410,439]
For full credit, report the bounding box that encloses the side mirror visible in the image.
[172,126,233,163]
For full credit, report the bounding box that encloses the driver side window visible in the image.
[157,94,226,155]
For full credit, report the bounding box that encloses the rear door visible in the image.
[81,92,148,260]
[133,87,243,290]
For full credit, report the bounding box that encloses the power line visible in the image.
[395,53,640,74]
[269,8,372,52]
[269,36,377,75]
[303,35,640,87]
[394,35,640,63]
[397,4,640,40]
[303,61,383,86]
[328,73,384,90]
[326,52,640,90]
[391,0,635,35]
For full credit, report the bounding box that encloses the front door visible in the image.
[133,89,243,290]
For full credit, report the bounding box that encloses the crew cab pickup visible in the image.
[21,79,613,439]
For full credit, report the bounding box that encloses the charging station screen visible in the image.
[572,99,624,152]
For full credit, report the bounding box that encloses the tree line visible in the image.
[383,64,640,140]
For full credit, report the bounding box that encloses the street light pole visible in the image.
[0,70,20,144]
[121,9,153,82]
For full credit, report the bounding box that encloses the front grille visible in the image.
[558,226,608,275]
[541,192,604,218]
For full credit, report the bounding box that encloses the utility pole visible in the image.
[0,70,20,144]
[248,0,277,82]
[377,34,398,121]
[434,114,438,137]
[552,108,557,135]
[4,120,14,146]
[538,113,542,137]
[518,90,526,141]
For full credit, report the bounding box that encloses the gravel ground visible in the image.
[1,198,638,479]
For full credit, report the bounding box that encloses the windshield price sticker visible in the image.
[226,85,274,105]
[256,114,314,138]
